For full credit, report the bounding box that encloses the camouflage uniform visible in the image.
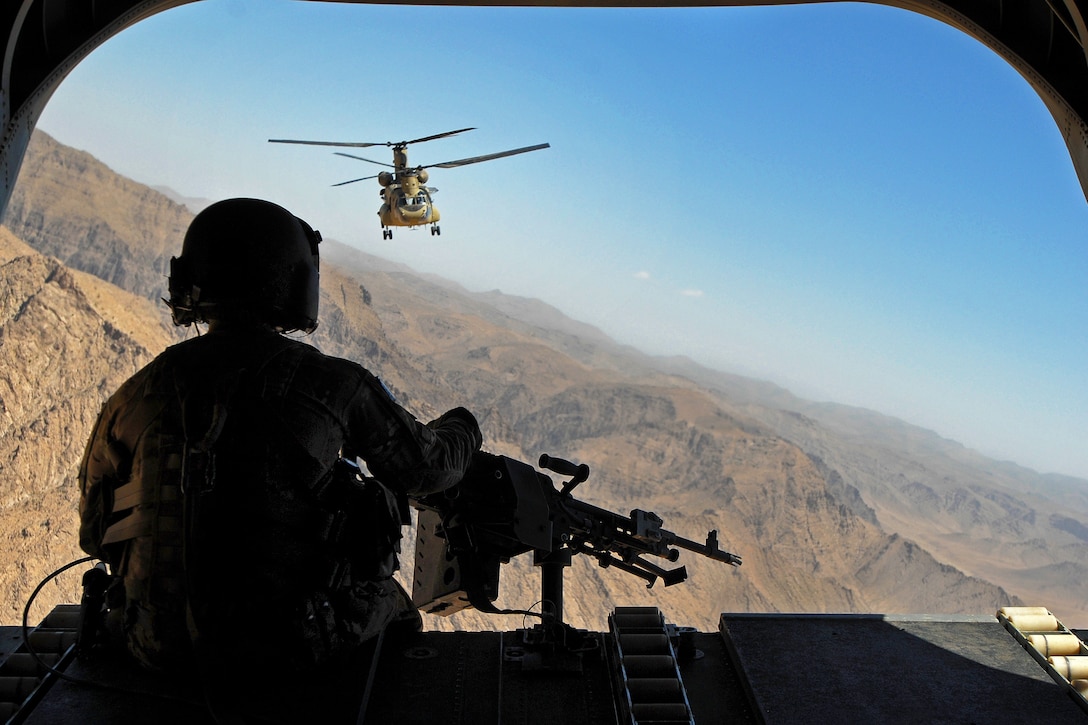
[78,325,481,672]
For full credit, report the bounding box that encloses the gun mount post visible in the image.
[535,548,573,625]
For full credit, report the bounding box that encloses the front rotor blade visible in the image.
[331,175,379,187]
[334,152,395,168]
[404,127,476,146]
[429,143,550,169]
[269,139,386,148]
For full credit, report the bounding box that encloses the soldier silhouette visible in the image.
[78,197,481,721]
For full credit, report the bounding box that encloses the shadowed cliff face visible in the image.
[7,129,1082,635]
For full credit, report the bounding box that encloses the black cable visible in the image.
[20,555,95,686]
[19,557,204,708]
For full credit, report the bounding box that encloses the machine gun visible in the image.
[410,451,741,626]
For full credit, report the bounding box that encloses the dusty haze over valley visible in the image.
[2,131,1087,632]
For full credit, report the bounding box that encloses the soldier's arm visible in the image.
[345,370,481,496]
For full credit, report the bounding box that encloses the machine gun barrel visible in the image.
[665,527,743,566]
[557,496,742,578]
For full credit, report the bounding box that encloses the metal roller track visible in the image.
[0,604,79,724]
[608,606,696,725]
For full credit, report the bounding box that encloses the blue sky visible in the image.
[34,0,1088,479]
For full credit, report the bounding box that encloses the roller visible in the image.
[626,677,684,702]
[1028,633,1083,657]
[0,677,37,700]
[998,606,1052,617]
[1072,680,1088,696]
[1049,656,1088,681]
[631,703,690,720]
[622,655,677,677]
[1007,613,1060,632]
[1,653,56,676]
[618,633,671,655]
[615,606,662,618]
[42,608,80,629]
[26,629,78,652]
[612,612,665,630]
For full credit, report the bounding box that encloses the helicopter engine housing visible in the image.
[418,169,429,184]
[378,171,394,187]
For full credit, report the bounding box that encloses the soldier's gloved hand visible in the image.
[428,406,483,451]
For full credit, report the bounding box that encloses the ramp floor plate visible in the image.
[719,613,1087,724]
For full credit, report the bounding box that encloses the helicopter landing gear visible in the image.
[382,228,393,240]
[430,225,441,236]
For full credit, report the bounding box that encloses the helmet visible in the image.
[167,198,321,333]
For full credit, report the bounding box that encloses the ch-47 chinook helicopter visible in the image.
[269,128,548,239]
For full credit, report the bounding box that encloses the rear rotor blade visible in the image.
[403,127,476,146]
[334,152,395,168]
[269,139,387,148]
[429,143,550,169]
[271,128,476,150]
[331,175,379,187]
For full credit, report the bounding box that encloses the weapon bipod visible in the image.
[504,547,601,672]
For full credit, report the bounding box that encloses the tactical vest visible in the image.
[94,341,405,670]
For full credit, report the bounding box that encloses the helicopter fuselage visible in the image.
[379,176,440,229]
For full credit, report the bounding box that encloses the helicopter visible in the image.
[269,128,549,239]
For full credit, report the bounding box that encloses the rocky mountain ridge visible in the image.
[2,131,1084,633]
[324,239,1088,625]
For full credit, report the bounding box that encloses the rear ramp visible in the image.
[5,607,1088,723]
[719,612,1087,724]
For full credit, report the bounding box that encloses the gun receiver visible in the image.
[410,451,741,622]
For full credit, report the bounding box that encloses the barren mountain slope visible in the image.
[328,243,1088,626]
[0,228,175,623]
[0,131,1036,634]
[729,402,1088,625]
[323,256,1020,632]
[4,133,191,303]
